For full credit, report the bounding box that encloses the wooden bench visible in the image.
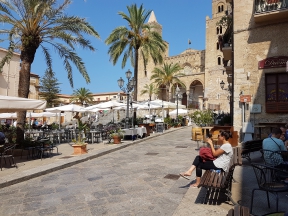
[241,139,263,162]
[198,146,242,205]
[227,205,250,216]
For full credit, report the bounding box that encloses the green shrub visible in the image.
[189,110,214,126]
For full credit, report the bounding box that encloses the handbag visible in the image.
[199,147,216,162]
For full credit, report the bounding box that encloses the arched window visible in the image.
[221,5,224,12]
[220,26,222,34]
[216,27,219,35]
[217,57,221,65]
[218,6,221,13]
[217,42,219,50]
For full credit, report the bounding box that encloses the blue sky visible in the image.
[30,0,212,95]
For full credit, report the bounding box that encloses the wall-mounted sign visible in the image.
[259,56,288,69]
[250,104,261,113]
[240,95,251,102]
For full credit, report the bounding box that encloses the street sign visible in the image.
[240,95,251,102]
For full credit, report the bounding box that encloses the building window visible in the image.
[217,42,219,50]
[218,4,224,13]
[216,27,219,35]
[217,57,221,65]
[219,26,222,34]
[145,70,147,77]
[106,97,108,100]
[113,96,116,98]
[97,98,100,101]
[265,73,288,113]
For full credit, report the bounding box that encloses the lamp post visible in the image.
[175,85,183,123]
[117,69,135,129]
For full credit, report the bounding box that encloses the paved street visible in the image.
[0,127,197,216]
[1,127,288,216]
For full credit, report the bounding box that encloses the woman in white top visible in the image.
[180,130,233,187]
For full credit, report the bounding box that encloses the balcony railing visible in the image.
[254,0,288,22]
[255,0,287,14]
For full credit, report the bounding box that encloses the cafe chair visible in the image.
[0,144,17,171]
[250,163,288,214]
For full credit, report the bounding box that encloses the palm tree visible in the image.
[0,0,100,142]
[151,63,186,101]
[140,83,159,101]
[105,3,167,101]
[71,87,94,105]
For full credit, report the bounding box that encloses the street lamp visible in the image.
[220,80,225,90]
[175,85,183,123]
[117,69,135,129]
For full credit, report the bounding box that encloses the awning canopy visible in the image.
[0,95,46,112]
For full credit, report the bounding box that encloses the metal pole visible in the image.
[126,93,129,128]
[176,94,179,123]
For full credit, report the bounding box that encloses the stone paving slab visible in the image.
[1,127,288,215]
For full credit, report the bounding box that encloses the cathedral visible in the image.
[137,1,231,113]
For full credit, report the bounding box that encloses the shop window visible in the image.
[265,73,288,113]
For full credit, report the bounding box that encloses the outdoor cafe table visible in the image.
[123,127,147,140]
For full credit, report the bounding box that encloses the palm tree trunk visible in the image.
[133,49,139,101]
[166,84,170,102]
[16,45,38,144]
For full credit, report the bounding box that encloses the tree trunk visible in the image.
[166,84,170,102]
[133,49,139,101]
[16,43,38,144]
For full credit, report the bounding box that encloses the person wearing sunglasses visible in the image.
[179,130,233,188]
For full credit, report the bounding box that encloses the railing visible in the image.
[188,101,200,109]
[255,0,287,13]
[208,103,221,111]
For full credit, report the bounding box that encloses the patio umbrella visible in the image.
[85,101,125,110]
[0,113,17,119]
[0,95,46,112]
[45,104,86,113]
[169,108,188,115]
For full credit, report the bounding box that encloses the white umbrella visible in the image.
[85,101,125,110]
[169,108,188,115]
[0,95,46,112]
[149,99,186,109]
[46,104,86,113]
[0,112,17,119]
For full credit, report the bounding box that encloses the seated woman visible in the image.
[180,130,233,187]
[263,127,288,170]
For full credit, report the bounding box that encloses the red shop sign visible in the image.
[259,56,288,69]
[240,95,251,103]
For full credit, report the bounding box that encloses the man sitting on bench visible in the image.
[179,131,233,188]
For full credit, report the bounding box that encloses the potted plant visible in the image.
[110,128,124,144]
[71,119,89,155]
[105,123,124,144]
[189,110,214,127]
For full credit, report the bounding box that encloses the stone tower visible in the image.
[204,0,231,112]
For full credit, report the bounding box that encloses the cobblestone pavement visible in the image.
[0,127,198,216]
[1,127,288,215]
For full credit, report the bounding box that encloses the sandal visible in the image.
[179,173,190,180]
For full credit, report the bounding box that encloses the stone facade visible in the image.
[137,3,230,112]
[0,48,40,100]
[232,0,288,136]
